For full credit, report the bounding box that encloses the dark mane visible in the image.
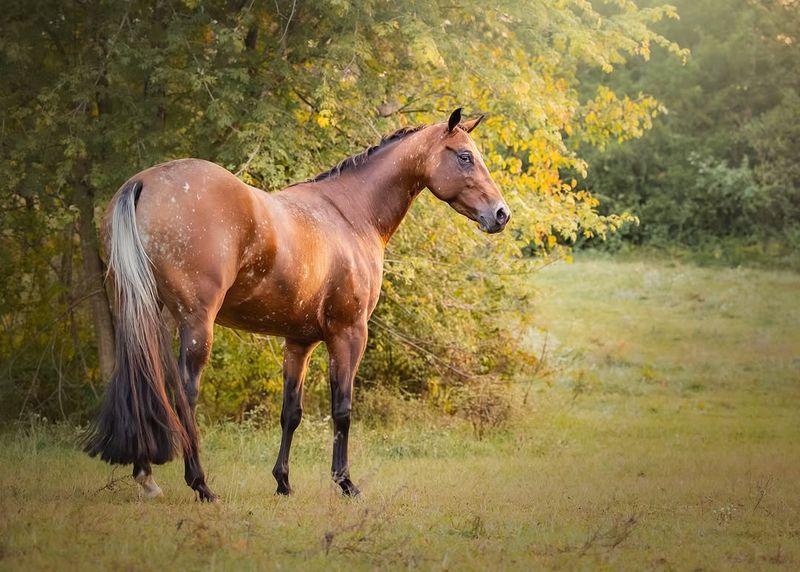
[308,125,426,183]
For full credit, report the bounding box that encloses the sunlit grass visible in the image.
[1,256,798,570]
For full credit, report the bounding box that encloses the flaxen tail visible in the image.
[83,180,194,465]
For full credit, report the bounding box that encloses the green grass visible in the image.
[1,256,799,570]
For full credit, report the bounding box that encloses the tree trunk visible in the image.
[77,190,116,383]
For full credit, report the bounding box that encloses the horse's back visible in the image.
[104,158,254,242]
[104,158,384,339]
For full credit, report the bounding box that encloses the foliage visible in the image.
[634,153,765,245]
[0,0,683,423]
[580,0,800,250]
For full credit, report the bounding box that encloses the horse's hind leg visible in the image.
[272,339,319,495]
[178,311,218,502]
[133,461,163,498]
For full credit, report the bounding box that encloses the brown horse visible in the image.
[84,108,510,501]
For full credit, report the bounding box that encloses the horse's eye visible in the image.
[458,152,473,165]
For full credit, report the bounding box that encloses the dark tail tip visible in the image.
[81,348,184,466]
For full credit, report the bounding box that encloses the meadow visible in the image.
[1,256,798,571]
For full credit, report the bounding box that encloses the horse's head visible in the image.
[424,108,510,234]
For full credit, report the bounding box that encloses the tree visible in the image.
[580,0,800,248]
[0,0,683,422]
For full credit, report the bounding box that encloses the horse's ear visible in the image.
[447,108,462,133]
[462,114,485,133]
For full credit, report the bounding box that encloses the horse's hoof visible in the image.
[135,473,163,499]
[275,485,294,496]
[195,484,219,503]
[339,479,361,498]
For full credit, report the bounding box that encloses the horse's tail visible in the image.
[83,180,194,466]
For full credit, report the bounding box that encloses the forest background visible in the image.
[1,0,797,427]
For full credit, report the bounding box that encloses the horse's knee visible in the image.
[332,402,351,430]
[283,404,303,432]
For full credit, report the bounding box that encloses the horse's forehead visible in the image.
[427,125,477,150]
[452,128,481,154]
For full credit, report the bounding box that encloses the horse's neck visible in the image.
[323,137,427,245]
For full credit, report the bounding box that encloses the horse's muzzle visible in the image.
[479,205,511,234]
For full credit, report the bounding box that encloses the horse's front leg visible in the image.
[272,339,319,495]
[326,324,367,497]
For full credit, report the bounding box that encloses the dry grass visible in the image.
[1,256,798,570]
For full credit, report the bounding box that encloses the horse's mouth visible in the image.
[478,216,507,234]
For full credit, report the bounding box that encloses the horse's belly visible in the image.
[215,287,324,340]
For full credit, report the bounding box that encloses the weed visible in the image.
[713,504,740,525]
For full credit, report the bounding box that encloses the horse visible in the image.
[84,108,510,501]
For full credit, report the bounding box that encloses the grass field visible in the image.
[1,256,798,570]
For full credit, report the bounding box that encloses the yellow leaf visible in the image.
[316,109,332,128]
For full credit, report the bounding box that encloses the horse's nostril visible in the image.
[496,207,508,225]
